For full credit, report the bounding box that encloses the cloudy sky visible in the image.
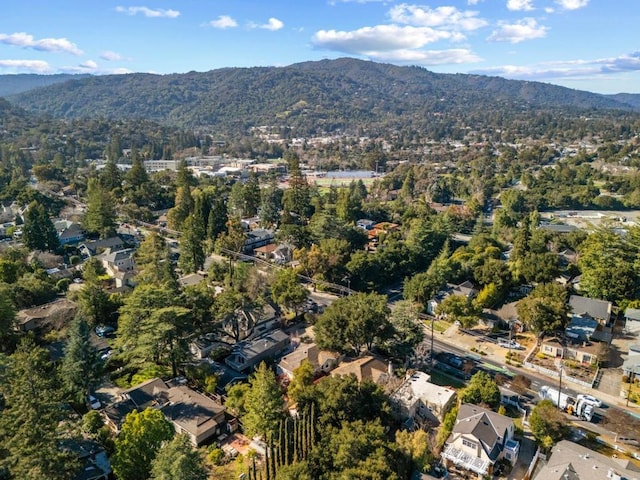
[0,0,637,94]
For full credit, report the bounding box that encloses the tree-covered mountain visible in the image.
[0,73,89,98]
[607,93,640,109]
[7,58,640,138]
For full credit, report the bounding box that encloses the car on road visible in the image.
[88,395,101,410]
[498,339,523,350]
[577,394,602,407]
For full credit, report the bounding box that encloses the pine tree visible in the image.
[22,201,59,252]
[0,338,79,479]
[59,315,101,404]
[242,362,285,439]
[178,214,205,273]
[83,178,116,238]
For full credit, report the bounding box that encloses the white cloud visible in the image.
[115,6,180,18]
[507,0,535,11]
[372,48,482,65]
[487,18,548,43]
[388,4,488,31]
[209,15,238,29]
[0,32,83,55]
[261,18,284,31]
[313,25,458,54]
[100,50,123,61]
[467,0,481,4]
[471,51,640,81]
[555,0,588,10]
[544,6,555,12]
[80,60,98,69]
[0,59,52,73]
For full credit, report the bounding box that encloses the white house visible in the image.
[441,404,519,478]
[390,372,457,428]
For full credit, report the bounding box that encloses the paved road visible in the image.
[426,335,613,423]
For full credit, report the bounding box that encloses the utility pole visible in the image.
[431,316,435,368]
[627,371,635,407]
[557,361,564,410]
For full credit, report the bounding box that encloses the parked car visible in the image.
[88,395,101,410]
[95,325,115,337]
[498,339,523,350]
[100,349,113,361]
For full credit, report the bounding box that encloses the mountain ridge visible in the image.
[4,58,640,137]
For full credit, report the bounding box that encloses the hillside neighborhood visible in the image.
[1,140,640,480]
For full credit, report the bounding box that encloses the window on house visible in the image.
[462,439,476,449]
[582,354,591,363]
[505,452,511,460]
[544,346,552,353]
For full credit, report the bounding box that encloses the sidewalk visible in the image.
[437,324,640,416]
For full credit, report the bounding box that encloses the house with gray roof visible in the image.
[102,377,226,446]
[569,295,613,325]
[225,329,290,372]
[427,281,479,316]
[624,308,640,335]
[441,404,519,478]
[533,440,640,480]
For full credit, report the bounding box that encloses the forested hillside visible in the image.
[7,58,640,138]
[0,73,88,97]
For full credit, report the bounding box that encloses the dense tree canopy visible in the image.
[314,292,392,355]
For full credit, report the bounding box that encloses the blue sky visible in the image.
[0,0,638,94]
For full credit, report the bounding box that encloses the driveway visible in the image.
[507,433,537,480]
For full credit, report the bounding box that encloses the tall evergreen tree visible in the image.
[242,362,286,439]
[83,178,116,238]
[260,177,283,227]
[0,290,16,353]
[22,201,59,252]
[243,172,261,217]
[59,315,101,404]
[178,214,205,274]
[0,338,79,479]
[135,232,178,288]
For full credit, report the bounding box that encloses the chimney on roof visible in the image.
[388,361,393,376]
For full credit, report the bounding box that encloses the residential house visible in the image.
[356,219,376,230]
[330,355,391,385]
[499,386,524,412]
[390,372,457,429]
[624,308,640,335]
[540,336,601,366]
[189,336,230,360]
[243,228,274,254]
[533,440,640,480]
[569,295,613,326]
[427,281,479,316]
[441,404,519,478]
[103,377,226,446]
[254,243,277,261]
[272,243,294,265]
[16,298,77,332]
[79,236,125,258]
[54,219,85,245]
[60,439,111,480]
[224,329,291,373]
[277,343,342,378]
[101,248,135,275]
[622,344,640,381]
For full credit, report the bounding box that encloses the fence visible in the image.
[523,361,598,388]
[524,447,541,480]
